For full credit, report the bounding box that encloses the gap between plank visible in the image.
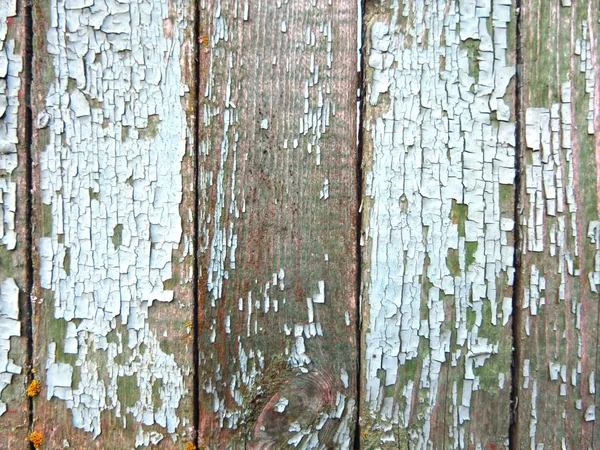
[509,0,524,447]
[22,0,35,444]
[354,0,366,448]
[192,0,202,446]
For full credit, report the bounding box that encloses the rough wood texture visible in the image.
[516,0,600,447]
[196,1,359,448]
[30,0,197,447]
[360,1,516,447]
[4,0,600,447]
[0,0,30,447]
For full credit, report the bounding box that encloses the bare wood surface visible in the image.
[0,0,31,447]
[30,0,197,447]
[359,1,517,447]
[196,1,359,448]
[515,0,600,447]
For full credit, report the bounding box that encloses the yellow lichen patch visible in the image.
[27,380,41,397]
[185,320,193,328]
[29,432,43,448]
[185,442,196,450]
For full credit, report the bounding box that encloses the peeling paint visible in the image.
[0,277,22,416]
[198,1,358,446]
[362,0,515,447]
[516,4,600,446]
[0,0,20,252]
[39,0,191,442]
[0,0,22,418]
[518,20,598,446]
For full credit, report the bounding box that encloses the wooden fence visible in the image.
[0,0,599,448]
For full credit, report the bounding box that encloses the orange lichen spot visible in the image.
[27,380,41,397]
[362,430,369,436]
[186,320,193,328]
[29,432,43,448]
[185,443,197,450]
[202,35,209,46]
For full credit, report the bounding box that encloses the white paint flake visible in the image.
[363,0,515,446]
[274,396,289,413]
[589,222,600,293]
[40,0,190,441]
[0,278,21,416]
[521,61,593,444]
[574,20,596,135]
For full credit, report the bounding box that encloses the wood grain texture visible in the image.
[30,0,196,447]
[516,0,600,447]
[0,0,31,447]
[196,1,359,448]
[359,1,517,448]
[8,0,600,448]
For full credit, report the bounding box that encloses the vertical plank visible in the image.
[516,0,600,447]
[30,0,197,447]
[360,0,517,447]
[0,0,30,447]
[197,1,359,448]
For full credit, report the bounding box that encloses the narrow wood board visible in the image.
[196,1,359,448]
[359,1,517,447]
[0,0,31,447]
[516,0,600,447]
[30,0,197,447]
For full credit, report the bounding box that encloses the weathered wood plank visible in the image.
[360,1,517,447]
[0,0,31,447]
[30,0,197,447]
[196,1,359,448]
[516,0,600,447]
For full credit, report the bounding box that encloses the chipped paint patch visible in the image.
[518,24,596,445]
[198,1,358,447]
[39,0,190,441]
[362,0,515,446]
[0,0,22,418]
[0,278,22,416]
[0,0,20,252]
[515,3,600,446]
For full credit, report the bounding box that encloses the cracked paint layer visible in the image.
[35,0,194,445]
[0,0,23,420]
[0,0,20,252]
[197,0,358,447]
[517,0,600,446]
[0,277,21,416]
[361,0,515,447]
